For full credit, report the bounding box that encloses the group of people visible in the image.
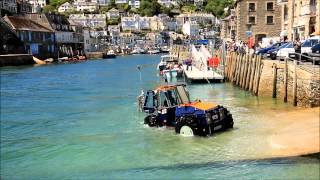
[183,54,220,71]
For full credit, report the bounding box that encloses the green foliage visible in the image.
[109,0,116,8]
[48,0,69,8]
[43,5,56,13]
[117,3,130,12]
[205,0,234,18]
[99,6,111,13]
[107,17,120,25]
[160,5,175,17]
[181,5,198,13]
[139,0,161,16]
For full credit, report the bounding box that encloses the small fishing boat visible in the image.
[157,55,178,71]
[104,50,116,58]
[158,55,182,80]
[33,56,46,65]
[160,46,170,53]
[58,57,69,62]
[148,49,160,54]
[44,58,54,63]
[78,55,86,60]
[131,47,146,54]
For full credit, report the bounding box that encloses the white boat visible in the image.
[157,55,178,71]
[131,47,146,54]
[104,50,116,58]
[58,57,69,62]
[157,55,183,79]
[148,49,160,54]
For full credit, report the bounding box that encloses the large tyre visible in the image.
[179,125,194,136]
[175,116,195,136]
[144,115,158,127]
[175,117,185,134]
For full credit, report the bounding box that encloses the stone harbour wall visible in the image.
[258,60,320,107]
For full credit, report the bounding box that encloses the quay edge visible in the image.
[0,54,34,67]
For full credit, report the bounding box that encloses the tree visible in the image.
[139,0,161,16]
[181,5,197,13]
[205,0,234,18]
[43,5,56,13]
[160,5,174,17]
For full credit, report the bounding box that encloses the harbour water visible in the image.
[1,55,319,179]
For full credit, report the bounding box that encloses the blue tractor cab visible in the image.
[142,84,234,136]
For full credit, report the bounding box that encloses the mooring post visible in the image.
[293,60,297,106]
[272,63,277,98]
[283,58,288,102]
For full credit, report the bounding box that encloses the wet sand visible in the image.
[268,107,319,157]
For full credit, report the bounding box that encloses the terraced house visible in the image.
[234,0,282,43]
[3,15,55,59]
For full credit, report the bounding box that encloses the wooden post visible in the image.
[249,55,256,92]
[272,63,277,98]
[293,60,297,106]
[232,53,238,82]
[237,54,244,85]
[242,54,249,88]
[254,55,262,95]
[284,58,288,102]
[245,55,252,90]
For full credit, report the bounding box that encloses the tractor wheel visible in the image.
[175,118,185,134]
[179,125,194,137]
[144,115,157,127]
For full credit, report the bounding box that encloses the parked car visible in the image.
[301,36,320,55]
[311,43,320,53]
[256,42,285,55]
[307,43,320,65]
[266,42,289,60]
[277,42,295,60]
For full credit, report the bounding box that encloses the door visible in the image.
[143,90,156,113]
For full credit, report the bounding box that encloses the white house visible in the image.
[121,15,139,31]
[128,0,140,8]
[182,21,199,38]
[0,0,17,13]
[69,14,107,28]
[176,13,218,30]
[27,0,46,13]
[139,17,151,30]
[73,0,98,12]
[108,25,120,44]
[157,0,176,7]
[58,2,73,13]
[107,8,120,20]
[83,28,96,52]
[115,0,127,4]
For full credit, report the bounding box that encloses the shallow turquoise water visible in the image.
[1,55,319,179]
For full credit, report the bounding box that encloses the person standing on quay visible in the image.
[294,37,302,61]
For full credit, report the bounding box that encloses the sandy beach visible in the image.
[268,107,319,157]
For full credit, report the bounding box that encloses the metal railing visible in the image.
[285,53,320,77]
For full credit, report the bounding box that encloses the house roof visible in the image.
[4,16,54,32]
[108,8,119,12]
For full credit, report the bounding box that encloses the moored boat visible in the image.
[103,50,116,58]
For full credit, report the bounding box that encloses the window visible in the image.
[248,3,255,11]
[266,16,274,24]
[248,16,256,24]
[267,2,274,11]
